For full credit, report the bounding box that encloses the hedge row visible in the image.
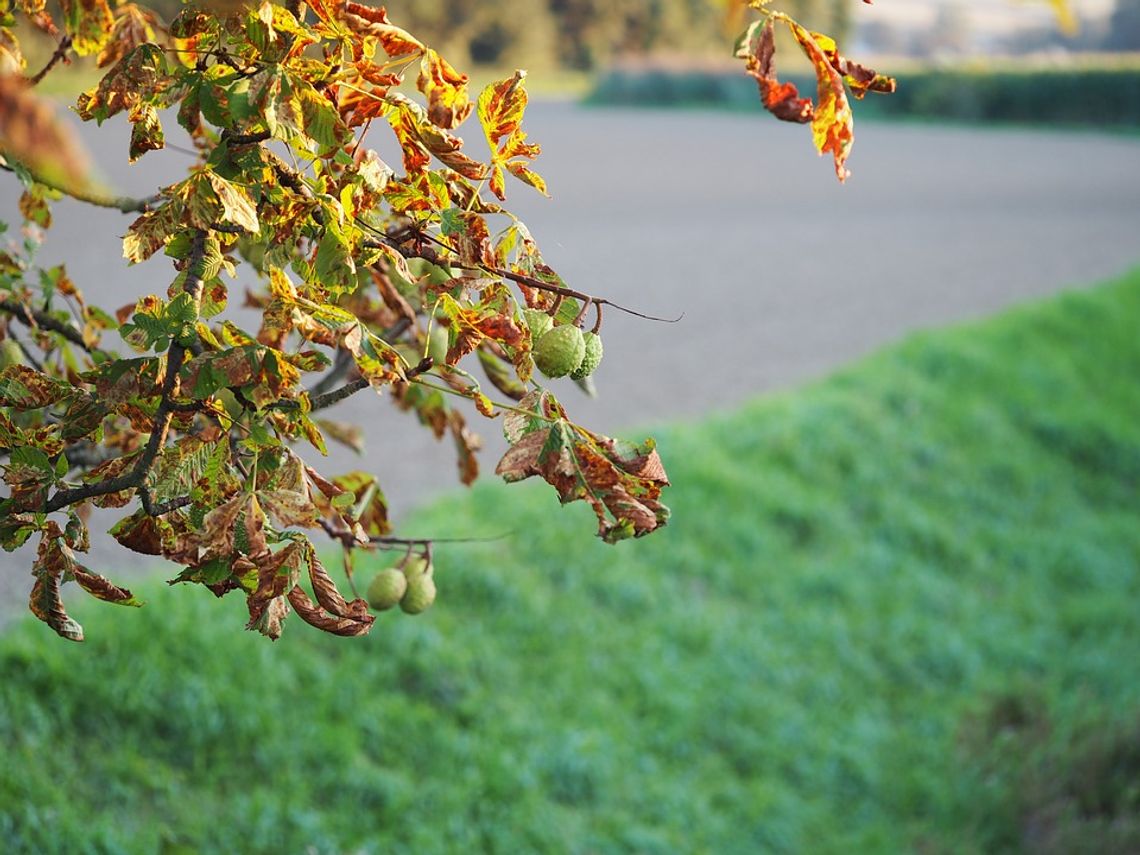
[586,64,1140,129]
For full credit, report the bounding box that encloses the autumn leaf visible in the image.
[61,0,115,57]
[477,71,547,200]
[496,392,670,543]
[342,2,423,58]
[807,30,896,101]
[417,48,473,129]
[0,74,98,196]
[787,20,854,182]
[735,19,812,123]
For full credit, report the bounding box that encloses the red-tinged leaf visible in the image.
[496,391,670,543]
[61,0,114,56]
[805,30,896,101]
[478,71,528,150]
[438,285,525,365]
[287,584,374,637]
[342,2,424,58]
[417,48,473,129]
[0,75,98,196]
[477,71,545,200]
[77,42,166,124]
[736,19,813,124]
[0,364,75,409]
[787,20,854,182]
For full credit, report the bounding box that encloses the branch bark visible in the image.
[43,231,210,514]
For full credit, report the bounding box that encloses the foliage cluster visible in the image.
[0,0,892,641]
[1,267,1138,851]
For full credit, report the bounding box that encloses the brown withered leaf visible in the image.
[736,19,813,124]
[496,392,670,544]
[0,74,97,195]
[342,2,423,59]
[449,409,481,486]
[246,540,306,638]
[287,585,374,637]
[417,48,473,129]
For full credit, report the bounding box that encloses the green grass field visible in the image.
[2,270,1139,853]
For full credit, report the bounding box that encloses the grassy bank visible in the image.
[587,61,1140,130]
[2,270,1139,853]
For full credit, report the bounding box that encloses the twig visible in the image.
[0,299,97,353]
[43,232,210,514]
[26,36,73,87]
[361,235,683,324]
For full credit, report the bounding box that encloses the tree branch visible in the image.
[0,299,98,353]
[1,162,160,214]
[26,36,73,87]
[43,231,210,514]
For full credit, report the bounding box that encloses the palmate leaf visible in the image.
[496,392,670,544]
[477,71,547,201]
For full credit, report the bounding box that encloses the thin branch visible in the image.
[43,231,210,514]
[0,299,98,353]
[310,377,370,411]
[2,161,161,213]
[307,348,355,398]
[26,36,73,87]
[361,235,683,324]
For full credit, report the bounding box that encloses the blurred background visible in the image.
[1,1,1139,852]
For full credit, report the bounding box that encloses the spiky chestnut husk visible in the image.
[533,325,586,379]
[570,332,603,380]
[400,573,437,614]
[366,568,408,611]
[523,308,554,339]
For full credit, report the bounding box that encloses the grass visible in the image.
[2,269,1139,853]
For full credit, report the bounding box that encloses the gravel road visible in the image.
[1,102,1138,616]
